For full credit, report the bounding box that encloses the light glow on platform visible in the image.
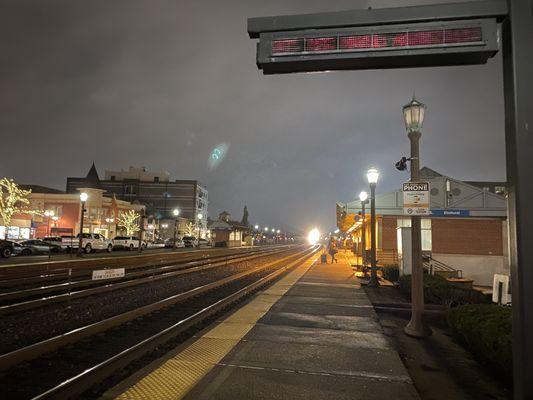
[307,228,320,245]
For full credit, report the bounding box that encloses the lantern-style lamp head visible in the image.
[197,213,203,220]
[359,191,368,202]
[403,96,426,133]
[254,224,259,230]
[367,168,379,185]
[80,192,88,202]
[173,208,180,217]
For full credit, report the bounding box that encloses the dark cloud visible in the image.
[0,0,505,233]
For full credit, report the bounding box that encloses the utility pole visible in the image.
[367,169,379,287]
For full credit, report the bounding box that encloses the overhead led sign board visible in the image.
[253,19,499,74]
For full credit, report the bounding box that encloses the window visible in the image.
[125,185,137,195]
[154,177,160,183]
[110,176,116,181]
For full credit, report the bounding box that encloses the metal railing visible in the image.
[422,254,463,278]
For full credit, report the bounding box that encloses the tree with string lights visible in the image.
[117,210,140,236]
[0,178,36,236]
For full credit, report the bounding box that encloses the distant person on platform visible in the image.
[328,240,338,263]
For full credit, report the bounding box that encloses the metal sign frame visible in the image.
[257,18,499,73]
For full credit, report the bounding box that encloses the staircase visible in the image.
[422,255,463,279]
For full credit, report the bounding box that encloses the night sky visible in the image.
[0,0,505,234]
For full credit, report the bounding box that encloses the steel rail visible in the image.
[0,245,288,289]
[0,246,285,283]
[0,247,283,302]
[0,247,290,315]
[0,246,314,372]
[29,246,319,400]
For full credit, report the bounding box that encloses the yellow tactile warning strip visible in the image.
[114,253,320,400]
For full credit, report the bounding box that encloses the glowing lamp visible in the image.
[367,168,379,185]
[359,191,368,202]
[307,228,320,245]
[80,192,88,202]
[403,96,426,133]
[173,209,180,217]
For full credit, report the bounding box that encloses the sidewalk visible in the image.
[183,251,419,400]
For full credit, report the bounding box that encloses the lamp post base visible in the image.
[404,317,432,338]
[367,277,380,287]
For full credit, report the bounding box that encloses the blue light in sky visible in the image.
[208,142,230,171]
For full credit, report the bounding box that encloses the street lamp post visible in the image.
[367,168,379,287]
[138,209,146,253]
[402,96,431,338]
[197,213,203,247]
[359,191,369,267]
[172,209,180,249]
[77,192,88,257]
[44,210,55,236]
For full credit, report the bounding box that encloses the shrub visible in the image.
[448,304,512,384]
[399,274,490,307]
[381,264,400,282]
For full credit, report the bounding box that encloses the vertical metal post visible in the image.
[68,268,72,296]
[138,209,145,253]
[361,202,366,267]
[502,1,533,398]
[173,218,178,250]
[368,184,379,287]
[404,130,431,337]
[77,201,85,257]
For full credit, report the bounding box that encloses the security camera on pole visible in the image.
[402,95,431,338]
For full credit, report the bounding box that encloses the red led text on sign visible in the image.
[271,26,483,55]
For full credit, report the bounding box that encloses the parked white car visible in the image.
[61,233,113,253]
[113,236,147,251]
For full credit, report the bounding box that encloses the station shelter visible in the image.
[336,168,508,286]
[209,211,250,248]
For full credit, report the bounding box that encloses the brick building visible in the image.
[336,167,507,286]
[3,176,143,240]
[66,165,208,237]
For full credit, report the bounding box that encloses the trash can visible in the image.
[320,254,328,264]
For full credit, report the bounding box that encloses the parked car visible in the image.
[146,239,166,249]
[113,236,146,251]
[0,240,14,258]
[164,238,185,248]
[61,233,113,254]
[42,236,64,246]
[198,238,211,247]
[18,239,62,256]
[182,236,198,248]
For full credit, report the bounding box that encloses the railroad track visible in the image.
[0,246,288,315]
[0,245,318,400]
[0,246,286,287]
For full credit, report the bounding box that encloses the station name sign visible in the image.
[253,19,499,74]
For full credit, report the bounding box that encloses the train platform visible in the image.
[107,250,419,400]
